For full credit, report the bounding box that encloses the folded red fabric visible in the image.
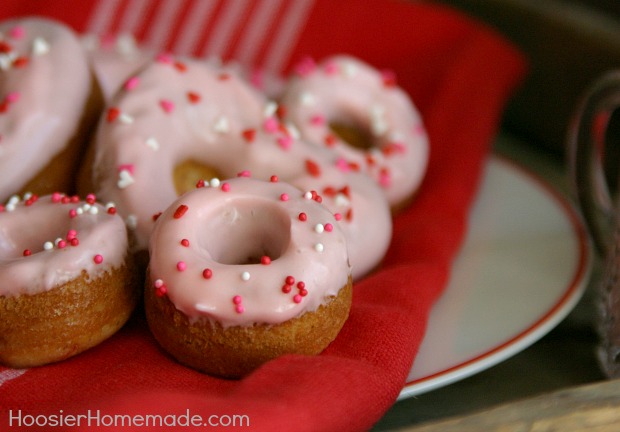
[0,1,527,430]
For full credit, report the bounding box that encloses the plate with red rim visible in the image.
[399,155,592,399]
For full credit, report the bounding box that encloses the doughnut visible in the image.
[0,193,139,368]
[81,33,152,103]
[82,56,391,280]
[279,55,429,210]
[144,177,352,378]
[0,17,102,203]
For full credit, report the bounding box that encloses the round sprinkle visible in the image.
[298,212,307,222]
[334,213,343,221]
[67,229,78,239]
[314,243,324,253]
[235,305,245,314]
[293,294,303,304]
[180,238,190,247]
[261,255,271,265]
[314,223,324,233]
[280,193,289,202]
[232,295,242,305]
[241,271,251,281]
[154,279,164,288]
[23,249,31,257]
[285,276,295,286]
[221,182,231,192]
[93,254,103,264]
[70,238,79,247]
[282,284,292,294]
[270,175,279,183]
[176,261,186,271]
[324,223,334,232]
[202,268,213,279]
[297,281,305,290]
[43,242,53,251]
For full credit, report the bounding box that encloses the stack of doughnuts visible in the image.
[0,16,429,376]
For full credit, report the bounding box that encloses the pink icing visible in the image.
[0,193,129,297]
[91,56,391,279]
[280,54,430,206]
[82,33,152,103]
[0,18,92,202]
[148,177,350,327]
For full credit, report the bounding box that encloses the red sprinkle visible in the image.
[70,238,79,247]
[241,128,256,143]
[298,212,307,222]
[107,207,117,215]
[187,91,201,104]
[305,159,321,177]
[282,284,292,294]
[270,175,279,183]
[180,238,190,247]
[23,249,31,257]
[285,276,295,286]
[202,268,213,279]
[106,107,121,123]
[173,205,188,219]
[324,223,334,232]
[221,182,231,192]
[261,255,271,265]
[93,254,103,264]
[152,212,162,221]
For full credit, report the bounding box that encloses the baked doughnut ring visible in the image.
[0,193,139,368]
[280,55,429,210]
[145,177,352,377]
[84,56,391,279]
[0,18,102,202]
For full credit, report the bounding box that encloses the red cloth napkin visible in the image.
[0,1,527,430]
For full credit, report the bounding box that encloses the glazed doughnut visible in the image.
[0,17,102,203]
[82,33,152,103]
[0,193,139,368]
[144,177,352,377]
[83,56,391,279]
[279,55,429,210]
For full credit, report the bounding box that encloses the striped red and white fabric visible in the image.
[0,1,527,430]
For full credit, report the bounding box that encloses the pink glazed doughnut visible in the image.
[0,193,139,368]
[0,18,101,203]
[280,55,429,210]
[144,177,353,377]
[84,55,391,280]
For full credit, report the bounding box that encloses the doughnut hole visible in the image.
[0,214,72,259]
[204,201,291,265]
[329,121,374,151]
[173,160,223,195]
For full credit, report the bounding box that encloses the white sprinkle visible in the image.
[76,207,84,215]
[7,195,19,206]
[32,37,50,56]
[145,137,160,151]
[43,241,53,251]
[314,243,324,253]
[5,203,16,212]
[264,100,278,117]
[314,224,324,234]
[209,178,221,188]
[105,202,116,210]
[119,113,134,124]
[126,214,138,229]
[304,191,313,200]
[286,122,301,140]
[196,303,215,312]
[89,206,99,215]
[299,91,315,106]
[117,169,135,189]
[342,62,358,78]
[116,33,139,57]
[241,271,251,281]
[82,204,91,212]
[370,104,388,136]
[213,116,229,133]
[154,279,164,288]
[23,192,32,200]
[54,238,63,246]
[0,52,16,70]
[335,193,351,207]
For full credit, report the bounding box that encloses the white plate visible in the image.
[399,156,592,399]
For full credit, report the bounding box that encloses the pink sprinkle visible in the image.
[310,114,325,126]
[6,92,20,103]
[263,117,279,133]
[68,209,77,218]
[324,223,333,232]
[117,163,135,175]
[66,229,77,239]
[334,213,343,221]
[293,294,302,304]
[237,170,251,178]
[221,182,231,192]
[232,295,242,305]
[280,193,289,202]
[154,279,164,288]
[9,26,25,39]
[51,192,62,203]
[293,56,316,77]
[324,61,339,75]
[176,261,186,271]
[235,305,245,314]
[335,158,350,172]
[70,238,79,247]
[379,170,391,187]
[57,240,66,249]
[156,52,174,64]
[124,76,140,90]
[160,99,175,113]
[413,123,425,135]
[93,254,103,264]
[249,68,264,89]
[85,194,96,204]
[277,135,292,150]
[202,268,213,279]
